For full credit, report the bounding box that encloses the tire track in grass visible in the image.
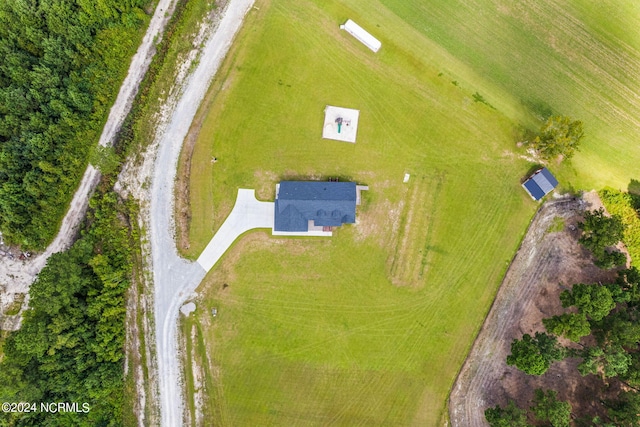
[215,259,440,424]
[316,291,435,418]
[326,302,436,425]
[449,197,593,426]
[389,173,443,287]
[508,0,640,132]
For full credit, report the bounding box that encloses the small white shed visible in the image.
[340,19,382,53]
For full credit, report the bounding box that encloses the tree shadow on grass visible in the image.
[280,173,365,185]
[521,98,554,122]
[521,163,546,184]
[627,179,640,209]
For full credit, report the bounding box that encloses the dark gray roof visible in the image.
[523,168,558,201]
[274,181,357,232]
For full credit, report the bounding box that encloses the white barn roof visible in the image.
[341,19,381,53]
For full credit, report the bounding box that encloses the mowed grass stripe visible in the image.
[389,174,443,286]
[379,0,640,189]
[170,0,629,425]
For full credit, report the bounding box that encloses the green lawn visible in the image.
[179,0,640,425]
[378,0,640,191]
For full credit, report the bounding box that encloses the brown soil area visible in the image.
[449,193,623,426]
[175,114,200,255]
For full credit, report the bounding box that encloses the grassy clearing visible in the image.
[180,0,640,424]
[2,294,24,317]
[599,188,640,265]
[181,0,538,424]
[546,216,566,234]
[378,0,640,190]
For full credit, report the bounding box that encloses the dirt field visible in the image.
[449,193,622,426]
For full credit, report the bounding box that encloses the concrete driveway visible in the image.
[197,189,274,271]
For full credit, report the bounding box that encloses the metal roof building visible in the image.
[340,19,382,53]
[274,181,357,232]
[522,168,558,201]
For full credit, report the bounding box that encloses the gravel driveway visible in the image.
[0,0,180,306]
[148,1,255,425]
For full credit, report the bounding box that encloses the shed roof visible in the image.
[274,181,357,232]
[522,168,558,201]
[342,19,382,53]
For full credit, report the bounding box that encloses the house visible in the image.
[522,168,558,201]
[339,19,382,53]
[273,181,367,235]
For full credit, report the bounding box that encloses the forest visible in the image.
[0,188,137,426]
[0,0,148,249]
[488,188,640,426]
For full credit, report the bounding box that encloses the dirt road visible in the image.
[0,0,180,309]
[145,1,256,425]
[449,194,618,426]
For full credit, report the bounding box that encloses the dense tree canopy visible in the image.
[577,345,631,378]
[599,188,640,264]
[484,400,530,427]
[506,332,565,376]
[560,283,616,322]
[0,191,135,426]
[0,0,148,249]
[577,208,625,268]
[530,115,584,160]
[531,389,571,427]
[604,391,640,427]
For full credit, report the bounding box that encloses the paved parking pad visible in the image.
[196,189,274,271]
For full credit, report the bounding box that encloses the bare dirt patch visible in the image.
[355,198,401,246]
[449,194,622,426]
[253,170,279,201]
[175,116,200,254]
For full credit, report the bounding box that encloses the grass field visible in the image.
[378,0,640,191]
[178,0,640,425]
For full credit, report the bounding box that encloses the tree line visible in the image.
[0,0,148,249]
[488,189,640,426]
[0,188,137,426]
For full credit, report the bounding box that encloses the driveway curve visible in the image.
[0,0,181,303]
[149,1,256,426]
[197,189,274,271]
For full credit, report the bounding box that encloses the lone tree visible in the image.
[530,115,584,160]
[507,332,565,375]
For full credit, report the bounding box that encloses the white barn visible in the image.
[340,19,381,53]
